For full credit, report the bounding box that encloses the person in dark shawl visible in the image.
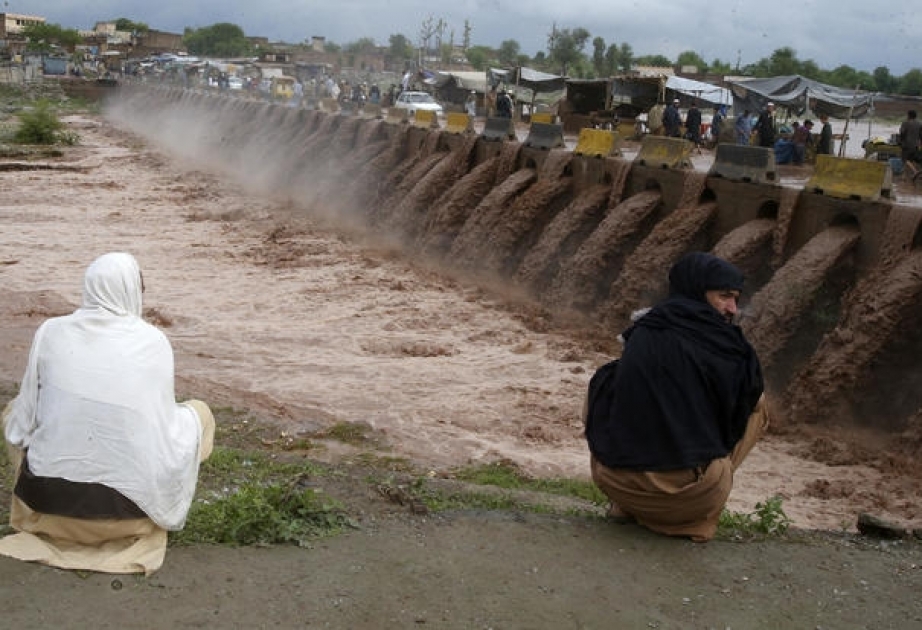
[585,252,768,542]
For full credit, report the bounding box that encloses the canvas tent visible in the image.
[725,75,874,118]
[665,76,732,107]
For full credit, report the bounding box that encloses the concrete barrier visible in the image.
[386,107,408,124]
[445,112,473,134]
[530,112,555,124]
[806,154,893,201]
[413,110,439,129]
[573,128,620,158]
[523,122,565,150]
[319,98,340,113]
[634,136,693,169]
[481,117,516,142]
[709,144,777,184]
[361,103,384,119]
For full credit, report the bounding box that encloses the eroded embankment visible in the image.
[105,86,922,437]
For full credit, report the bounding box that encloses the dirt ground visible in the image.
[1,113,921,628]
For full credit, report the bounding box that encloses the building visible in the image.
[0,12,46,38]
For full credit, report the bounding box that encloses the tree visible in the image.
[898,69,922,96]
[546,24,590,75]
[676,50,707,73]
[633,54,673,68]
[388,34,415,65]
[465,45,493,71]
[618,43,634,73]
[767,47,800,76]
[22,23,81,52]
[497,39,521,68]
[873,66,897,93]
[183,23,252,57]
[113,18,149,33]
[345,37,377,54]
[592,37,607,77]
[709,58,734,75]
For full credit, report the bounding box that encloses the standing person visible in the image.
[735,109,753,145]
[756,101,777,148]
[0,252,215,575]
[496,88,513,118]
[663,98,682,138]
[711,105,726,146]
[816,113,833,155]
[647,100,665,136]
[685,101,702,145]
[465,90,477,117]
[585,252,768,542]
[899,109,922,164]
[791,119,814,165]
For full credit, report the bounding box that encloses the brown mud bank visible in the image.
[105,86,922,440]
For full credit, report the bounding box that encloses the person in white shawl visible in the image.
[1,252,214,575]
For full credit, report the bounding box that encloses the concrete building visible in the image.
[0,12,46,38]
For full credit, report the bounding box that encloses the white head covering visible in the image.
[82,252,143,317]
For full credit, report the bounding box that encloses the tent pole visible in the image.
[838,84,860,158]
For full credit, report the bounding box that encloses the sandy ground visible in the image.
[1,110,922,628]
[0,113,919,535]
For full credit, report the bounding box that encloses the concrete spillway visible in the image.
[107,86,922,435]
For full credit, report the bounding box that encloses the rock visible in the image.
[856,513,908,539]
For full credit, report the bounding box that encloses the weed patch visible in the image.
[719,495,792,540]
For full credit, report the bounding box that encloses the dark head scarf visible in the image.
[586,253,763,471]
[668,252,744,303]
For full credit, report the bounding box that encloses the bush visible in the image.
[13,101,74,145]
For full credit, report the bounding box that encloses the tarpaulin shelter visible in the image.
[430,70,488,105]
[487,66,567,107]
[665,76,732,107]
[725,75,874,118]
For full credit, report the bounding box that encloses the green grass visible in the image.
[450,460,607,505]
[718,495,792,540]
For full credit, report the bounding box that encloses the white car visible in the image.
[392,91,443,117]
[227,76,244,91]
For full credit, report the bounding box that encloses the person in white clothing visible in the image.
[0,252,214,575]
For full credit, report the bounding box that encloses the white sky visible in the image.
[14,0,922,75]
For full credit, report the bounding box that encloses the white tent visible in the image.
[665,76,732,106]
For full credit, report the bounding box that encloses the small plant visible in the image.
[13,100,77,146]
[719,494,792,539]
[451,461,607,505]
[172,478,353,547]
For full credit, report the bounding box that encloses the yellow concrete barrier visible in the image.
[573,128,620,158]
[634,136,693,169]
[806,154,893,201]
[445,112,473,134]
[413,110,439,128]
[530,112,555,124]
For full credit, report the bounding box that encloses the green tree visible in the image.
[22,23,81,52]
[497,39,521,68]
[546,24,590,75]
[898,69,922,96]
[345,37,377,54]
[183,23,252,57]
[618,43,634,73]
[676,50,707,73]
[113,18,149,33]
[633,54,673,68]
[873,66,897,93]
[465,45,494,71]
[387,34,415,66]
[709,58,734,74]
[767,47,800,76]
[592,37,607,77]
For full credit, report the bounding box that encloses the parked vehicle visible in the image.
[227,76,244,91]
[392,91,443,117]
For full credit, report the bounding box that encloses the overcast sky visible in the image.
[15,0,922,76]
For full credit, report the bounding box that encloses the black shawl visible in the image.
[586,253,763,470]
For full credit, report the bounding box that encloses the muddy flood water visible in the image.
[0,105,920,536]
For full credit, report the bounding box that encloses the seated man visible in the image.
[585,252,768,542]
[1,252,214,574]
